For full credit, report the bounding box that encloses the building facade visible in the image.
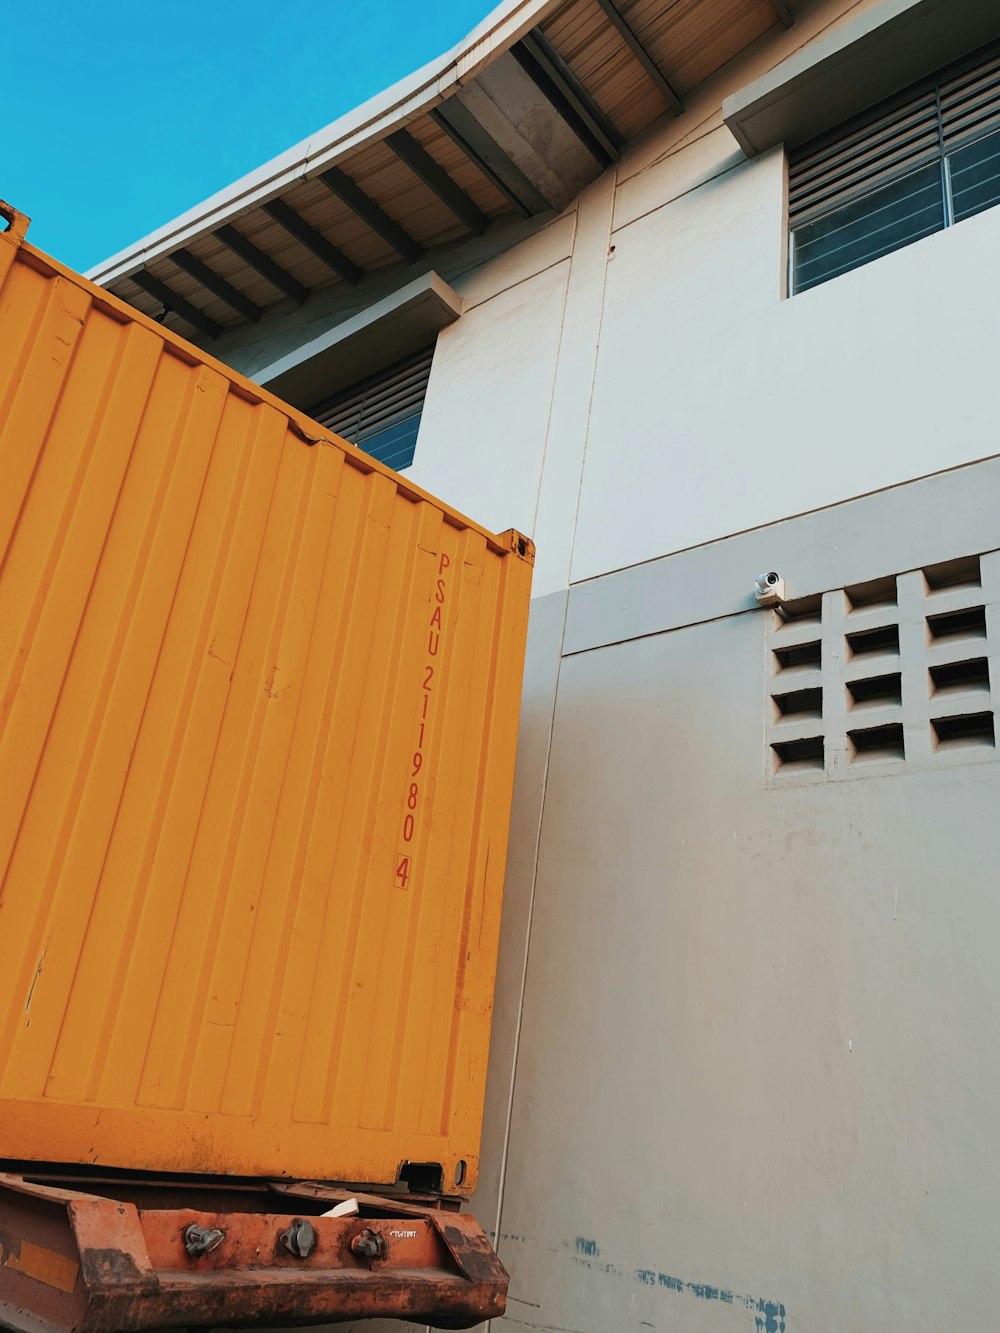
[93,1,1000,1328]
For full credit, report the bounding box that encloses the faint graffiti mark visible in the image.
[635,1267,785,1331]
[570,1235,786,1331]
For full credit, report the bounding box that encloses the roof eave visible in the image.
[86,0,561,286]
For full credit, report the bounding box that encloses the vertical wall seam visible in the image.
[528,206,578,538]
[487,164,618,1330]
[564,170,617,592]
[485,592,569,1333]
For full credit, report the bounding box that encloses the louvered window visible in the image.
[789,41,1000,293]
[307,345,434,472]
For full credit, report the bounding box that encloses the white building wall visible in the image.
[412,0,1000,592]
[409,258,570,544]
[278,4,1000,1330]
[579,139,1000,580]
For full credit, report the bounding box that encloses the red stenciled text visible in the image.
[394,550,451,889]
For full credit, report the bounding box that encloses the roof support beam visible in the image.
[513,31,622,168]
[593,0,684,116]
[262,200,363,287]
[168,248,263,323]
[386,129,490,236]
[429,105,550,217]
[214,224,311,304]
[769,0,794,28]
[130,268,222,340]
[319,166,423,262]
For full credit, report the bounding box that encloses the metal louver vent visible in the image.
[308,345,434,472]
[940,44,1000,150]
[788,84,940,228]
[789,40,1000,292]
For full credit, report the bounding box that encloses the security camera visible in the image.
[754,571,785,607]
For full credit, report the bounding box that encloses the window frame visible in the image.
[786,38,1000,295]
[305,343,436,474]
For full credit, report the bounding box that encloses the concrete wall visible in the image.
[485,466,1000,1333]
[246,2,1000,1329]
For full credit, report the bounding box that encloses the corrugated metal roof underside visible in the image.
[106,0,799,345]
[0,230,533,1189]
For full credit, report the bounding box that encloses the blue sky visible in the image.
[3,0,492,272]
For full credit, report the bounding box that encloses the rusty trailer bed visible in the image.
[0,1170,507,1331]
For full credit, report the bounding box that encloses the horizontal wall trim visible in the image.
[562,454,1000,656]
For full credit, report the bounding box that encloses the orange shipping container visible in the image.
[0,203,533,1195]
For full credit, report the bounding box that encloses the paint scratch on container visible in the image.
[24,952,46,1017]
[575,1238,600,1257]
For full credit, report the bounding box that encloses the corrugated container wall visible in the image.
[0,206,533,1193]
